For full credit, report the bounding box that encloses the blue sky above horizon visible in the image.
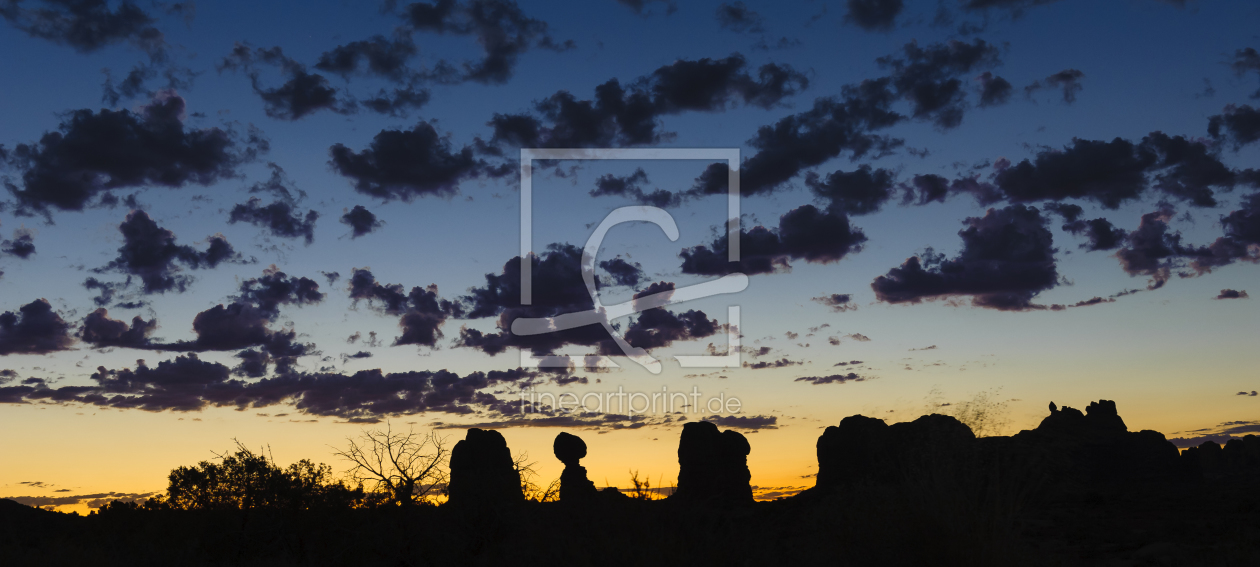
[1,0,1259,509]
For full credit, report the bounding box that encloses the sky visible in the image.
[1,0,1259,511]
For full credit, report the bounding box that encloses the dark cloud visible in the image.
[813,293,857,312]
[1,230,35,258]
[83,277,131,308]
[3,92,261,214]
[398,0,573,84]
[1024,69,1084,103]
[246,162,306,203]
[613,0,677,16]
[1042,202,1083,223]
[743,357,801,370]
[959,0,1062,17]
[350,268,423,315]
[330,121,491,201]
[340,205,384,238]
[877,38,1002,129]
[872,204,1059,311]
[751,36,803,52]
[96,210,244,294]
[161,302,310,356]
[620,308,719,352]
[600,257,643,288]
[0,299,74,355]
[1119,196,1260,284]
[228,198,319,244]
[5,492,158,510]
[79,308,157,349]
[795,372,869,385]
[976,71,1013,107]
[1230,47,1260,98]
[11,358,539,420]
[693,40,999,197]
[233,348,270,378]
[348,268,462,347]
[680,205,866,276]
[137,269,324,375]
[455,244,709,357]
[700,414,779,430]
[1060,216,1127,251]
[1204,191,1260,269]
[89,354,246,410]
[1215,289,1249,300]
[589,168,681,207]
[988,132,1240,209]
[218,43,355,120]
[222,38,431,119]
[1208,104,1260,150]
[0,0,163,53]
[1115,206,1201,288]
[715,2,764,33]
[901,173,952,206]
[238,268,325,316]
[805,165,897,215]
[359,86,432,117]
[99,54,195,107]
[484,54,808,151]
[314,35,417,82]
[844,0,904,32]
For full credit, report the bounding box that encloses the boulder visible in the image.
[672,421,752,504]
[816,415,889,487]
[815,413,974,489]
[553,432,597,503]
[446,428,523,506]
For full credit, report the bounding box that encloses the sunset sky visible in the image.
[2,0,1258,512]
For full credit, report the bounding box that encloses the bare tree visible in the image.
[334,422,449,507]
[925,387,1012,438]
[513,451,559,503]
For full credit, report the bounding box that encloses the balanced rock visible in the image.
[672,421,752,504]
[553,432,597,503]
[446,428,523,506]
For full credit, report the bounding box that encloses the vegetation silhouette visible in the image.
[2,401,1258,566]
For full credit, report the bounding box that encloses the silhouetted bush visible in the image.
[166,440,365,511]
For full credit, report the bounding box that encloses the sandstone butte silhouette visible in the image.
[439,400,1259,506]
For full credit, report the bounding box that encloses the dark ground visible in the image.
[2,475,1256,567]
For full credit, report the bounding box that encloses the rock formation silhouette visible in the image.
[671,421,752,504]
[812,400,1198,493]
[446,428,523,506]
[1181,435,1260,480]
[1008,399,1180,483]
[553,432,598,503]
[816,413,975,488]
